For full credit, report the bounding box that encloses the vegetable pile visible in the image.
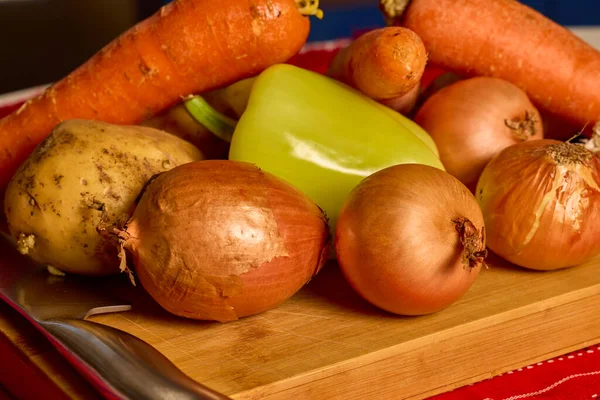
[2,0,600,322]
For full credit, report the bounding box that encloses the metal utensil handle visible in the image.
[40,318,231,400]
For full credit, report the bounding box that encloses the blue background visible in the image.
[158,0,600,42]
[306,1,600,42]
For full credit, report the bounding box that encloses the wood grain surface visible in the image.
[1,252,600,400]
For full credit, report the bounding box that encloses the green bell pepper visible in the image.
[228,64,443,231]
[187,64,444,232]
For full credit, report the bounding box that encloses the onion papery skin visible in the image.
[476,139,600,270]
[121,160,330,322]
[414,77,543,191]
[335,164,486,316]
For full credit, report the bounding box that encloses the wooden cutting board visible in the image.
[1,253,600,400]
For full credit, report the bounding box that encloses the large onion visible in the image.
[335,164,486,316]
[114,160,330,322]
[476,139,600,270]
[414,77,543,191]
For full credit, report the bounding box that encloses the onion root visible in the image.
[505,111,539,140]
[453,217,488,270]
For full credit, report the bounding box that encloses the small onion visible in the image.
[476,139,600,270]
[115,160,330,322]
[335,164,486,316]
[380,84,421,115]
[414,77,544,191]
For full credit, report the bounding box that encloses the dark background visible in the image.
[0,0,599,95]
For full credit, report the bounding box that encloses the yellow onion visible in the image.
[114,160,330,322]
[335,164,486,316]
[476,139,600,270]
[414,77,544,192]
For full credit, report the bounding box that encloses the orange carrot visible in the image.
[0,0,322,191]
[380,0,600,130]
[326,27,428,106]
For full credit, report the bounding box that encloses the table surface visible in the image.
[1,242,600,400]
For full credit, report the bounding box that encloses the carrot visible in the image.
[0,0,322,191]
[326,27,428,106]
[380,0,600,130]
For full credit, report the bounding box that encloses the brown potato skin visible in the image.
[4,119,202,275]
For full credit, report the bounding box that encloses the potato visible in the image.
[142,103,230,160]
[140,77,255,160]
[4,119,203,276]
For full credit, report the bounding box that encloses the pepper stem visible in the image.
[296,0,324,19]
[183,95,237,143]
[379,0,412,26]
[452,217,488,270]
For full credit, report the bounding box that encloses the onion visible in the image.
[476,139,600,270]
[414,77,544,191]
[114,160,330,322]
[380,83,420,115]
[335,164,487,316]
